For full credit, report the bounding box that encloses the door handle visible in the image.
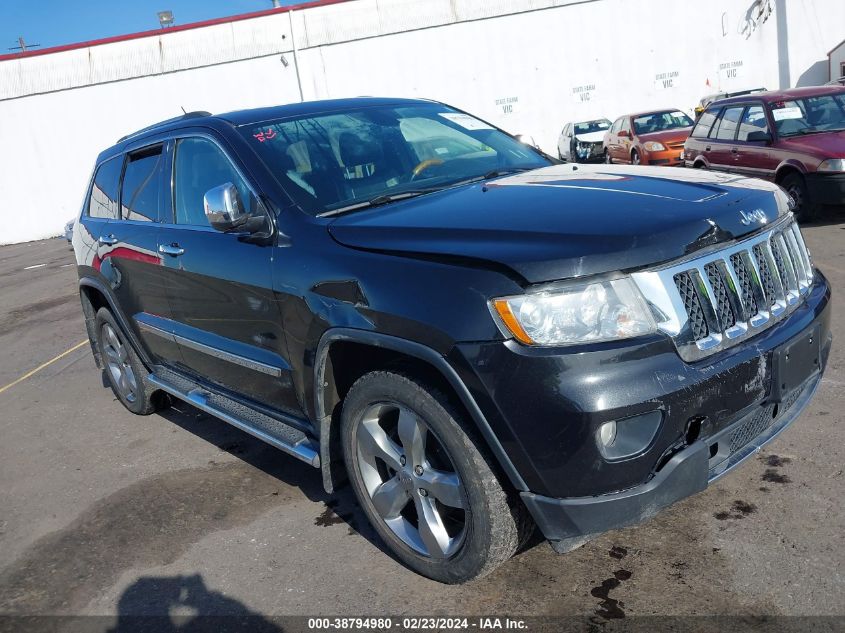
[158,244,185,256]
[98,234,118,246]
[705,146,711,152]
[731,148,739,154]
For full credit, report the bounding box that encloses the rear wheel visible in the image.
[605,149,613,164]
[94,307,162,415]
[780,172,816,222]
[341,371,532,583]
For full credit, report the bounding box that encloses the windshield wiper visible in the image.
[317,190,433,218]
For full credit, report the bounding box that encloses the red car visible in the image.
[684,86,845,221]
[603,109,693,166]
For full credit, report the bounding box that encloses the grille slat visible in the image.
[729,253,758,320]
[673,272,708,340]
[704,263,736,332]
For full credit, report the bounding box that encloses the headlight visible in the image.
[643,141,666,152]
[818,158,845,172]
[490,278,657,346]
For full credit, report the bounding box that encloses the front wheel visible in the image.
[780,172,816,223]
[341,371,532,583]
[631,149,641,165]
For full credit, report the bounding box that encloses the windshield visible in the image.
[632,110,694,134]
[240,103,549,215]
[574,119,610,135]
[771,94,845,137]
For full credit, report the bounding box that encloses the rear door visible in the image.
[732,103,778,180]
[559,123,572,160]
[158,133,302,417]
[707,105,745,172]
[104,143,180,363]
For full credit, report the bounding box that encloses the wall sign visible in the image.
[571,84,596,103]
[654,71,680,90]
[495,96,519,115]
[720,60,744,80]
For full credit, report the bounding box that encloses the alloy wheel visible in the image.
[355,402,467,559]
[101,323,138,403]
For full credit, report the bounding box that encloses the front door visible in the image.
[158,135,302,418]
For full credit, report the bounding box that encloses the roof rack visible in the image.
[118,110,212,143]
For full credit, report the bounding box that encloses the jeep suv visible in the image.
[73,98,832,583]
[684,86,845,221]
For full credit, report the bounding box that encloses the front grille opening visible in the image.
[730,253,758,317]
[704,263,736,331]
[752,244,778,307]
[674,272,709,340]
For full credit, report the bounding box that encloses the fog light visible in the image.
[596,411,663,461]
[598,421,617,447]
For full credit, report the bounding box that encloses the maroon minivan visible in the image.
[684,86,845,220]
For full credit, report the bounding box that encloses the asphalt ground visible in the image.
[0,215,843,631]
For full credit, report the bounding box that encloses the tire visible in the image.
[631,149,641,165]
[94,307,162,415]
[780,172,816,223]
[341,371,532,583]
[605,150,613,164]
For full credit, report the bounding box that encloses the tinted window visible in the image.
[173,138,256,226]
[691,108,719,138]
[88,157,122,219]
[240,103,548,215]
[120,146,163,222]
[737,105,769,141]
[714,106,744,140]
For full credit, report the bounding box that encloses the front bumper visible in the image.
[806,172,845,206]
[522,371,821,549]
[642,147,685,166]
[452,272,831,542]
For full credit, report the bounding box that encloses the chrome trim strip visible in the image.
[136,319,282,377]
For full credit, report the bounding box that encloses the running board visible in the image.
[148,370,320,468]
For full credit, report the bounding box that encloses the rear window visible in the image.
[87,157,122,219]
[691,108,719,138]
[120,145,163,222]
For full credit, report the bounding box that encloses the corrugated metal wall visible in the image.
[1,0,842,244]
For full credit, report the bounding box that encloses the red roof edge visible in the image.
[0,0,354,63]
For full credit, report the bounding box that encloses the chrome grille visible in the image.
[632,217,813,361]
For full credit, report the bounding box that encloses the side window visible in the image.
[173,137,255,226]
[691,108,719,138]
[713,106,744,140]
[121,145,164,222]
[620,117,631,133]
[87,157,122,219]
[737,105,769,141]
[610,118,621,134]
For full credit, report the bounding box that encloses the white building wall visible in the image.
[1,0,843,245]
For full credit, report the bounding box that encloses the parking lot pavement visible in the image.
[0,220,843,623]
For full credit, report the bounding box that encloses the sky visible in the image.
[1,0,301,52]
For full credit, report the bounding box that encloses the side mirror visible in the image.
[618,130,630,138]
[204,183,249,232]
[746,130,773,144]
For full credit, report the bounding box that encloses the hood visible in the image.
[327,164,787,284]
[636,127,692,143]
[778,129,845,158]
[574,130,607,143]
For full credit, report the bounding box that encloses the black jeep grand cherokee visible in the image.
[73,98,831,583]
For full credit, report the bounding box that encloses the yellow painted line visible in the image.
[0,340,88,396]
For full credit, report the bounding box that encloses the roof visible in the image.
[0,0,354,63]
[101,96,435,160]
[828,38,845,57]
[713,85,845,106]
[216,96,434,126]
